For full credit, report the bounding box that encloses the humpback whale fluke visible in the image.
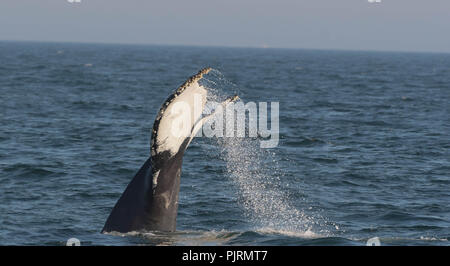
[102,68,238,233]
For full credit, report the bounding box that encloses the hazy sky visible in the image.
[0,0,449,53]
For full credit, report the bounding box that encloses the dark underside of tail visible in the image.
[101,158,153,233]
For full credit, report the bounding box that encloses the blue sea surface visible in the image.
[0,41,449,245]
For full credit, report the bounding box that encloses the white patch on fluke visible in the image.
[152,170,160,192]
[155,81,207,156]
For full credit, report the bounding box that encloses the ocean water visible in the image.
[0,41,449,246]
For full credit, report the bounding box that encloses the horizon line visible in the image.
[1,39,449,55]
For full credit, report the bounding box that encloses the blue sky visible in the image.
[0,0,449,53]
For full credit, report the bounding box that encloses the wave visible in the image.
[103,227,324,246]
[254,227,321,239]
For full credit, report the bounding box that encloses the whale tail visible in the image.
[102,68,239,233]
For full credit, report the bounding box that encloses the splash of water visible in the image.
[218,136,319,234]
[201,69,329,237]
